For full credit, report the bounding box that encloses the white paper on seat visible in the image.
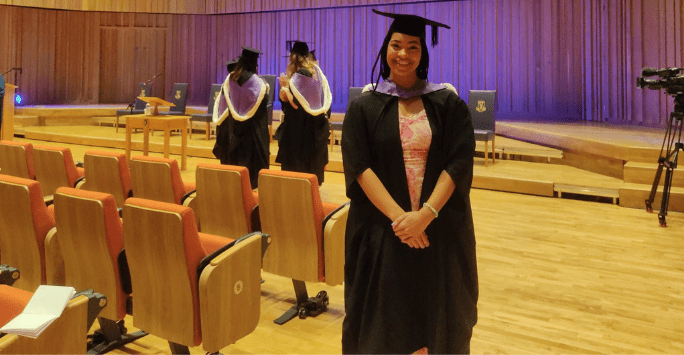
[0,285,76,339]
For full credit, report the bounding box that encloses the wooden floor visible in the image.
[7,133,684,354]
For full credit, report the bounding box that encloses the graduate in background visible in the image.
[341,10,478,354]
[276,41,332,184]
[213,47,270,188]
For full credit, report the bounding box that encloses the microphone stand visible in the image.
[127,72,164,113]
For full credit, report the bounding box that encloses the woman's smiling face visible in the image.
[386,32,422,80]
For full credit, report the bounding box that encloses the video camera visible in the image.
[637,67,684,93]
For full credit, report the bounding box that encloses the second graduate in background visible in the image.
[276,41,332,185]
[213,46,271,189]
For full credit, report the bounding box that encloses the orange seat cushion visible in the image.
[0,285,33,328]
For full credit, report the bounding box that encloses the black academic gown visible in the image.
[212,72,270,189]
[341,87,478,354]
[275,69,330,184]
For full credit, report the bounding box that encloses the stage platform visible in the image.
[9,106,684,212]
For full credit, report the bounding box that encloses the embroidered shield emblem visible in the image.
[140,89,146,96]
[476,100,486,113]
[175,90,181,100]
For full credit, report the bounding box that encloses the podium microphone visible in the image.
[145,72,164,84]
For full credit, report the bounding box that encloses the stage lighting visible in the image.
[14,93,22,105]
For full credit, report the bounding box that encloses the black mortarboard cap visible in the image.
[290,41,309,57]
[241,46,261,61]
[373,9,450,46]
[226,58,239,72]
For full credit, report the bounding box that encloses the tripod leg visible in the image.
[658,167,673,227]
[659,146,682,227]
[646,161,665,213]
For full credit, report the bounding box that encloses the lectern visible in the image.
[137,96,175,116]
[0,83,16,141]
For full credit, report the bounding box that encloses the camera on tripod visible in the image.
[636,66,684,227]
[636,67,684,93]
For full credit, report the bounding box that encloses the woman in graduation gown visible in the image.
[213,47,270,189]
[276,41,332,184]
[341,10,478,354]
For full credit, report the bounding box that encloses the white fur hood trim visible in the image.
[289,64,332,116]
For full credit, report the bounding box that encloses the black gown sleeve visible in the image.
[341,98,373,200]
[443,92,475,203]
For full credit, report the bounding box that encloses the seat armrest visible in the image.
[0,294,92,353]
[0,264,20,286]
[323,202,350,286]
[44,227,65,286]
[198,234,262,353]
[74,177,86,189]
[197,232,269,280]
[72,289,107,331]
[180,189,196,205]
[44,195,54,206]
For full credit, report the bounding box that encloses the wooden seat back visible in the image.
[0,140,34,179]
[130,156,185,204]
[195,164,256,238]
[123,197,203,347]
[0,175,53,291]
[54,187,127,320]
[82,151,132,207]
[258,170,324,283]
[33,145,83,197]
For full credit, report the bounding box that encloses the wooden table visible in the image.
[124,114,189,170]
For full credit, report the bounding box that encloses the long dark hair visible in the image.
[231,57,258,82]
[370,31,430,87]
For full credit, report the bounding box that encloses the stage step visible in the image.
[554,183,619,204]
[619,183,684,213]
[473,173,555,197]
[13,115,39,135]
[623,161,684,188]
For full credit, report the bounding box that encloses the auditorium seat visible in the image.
[122,198,263,353]
[0,285,106,354]
[80,150,132,208]
[53,187,147,353]
[0,175,58,291]
[129,155,195,205]
[189,84,222,140]
[116,82,152,133]
[258,169,349,324]
[160,83,189,116]
[182,163,258,238]
[0,140,35,179]
[468,90,497,166]
[32,145,85,198]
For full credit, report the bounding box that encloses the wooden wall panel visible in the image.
[0,0,428,14]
